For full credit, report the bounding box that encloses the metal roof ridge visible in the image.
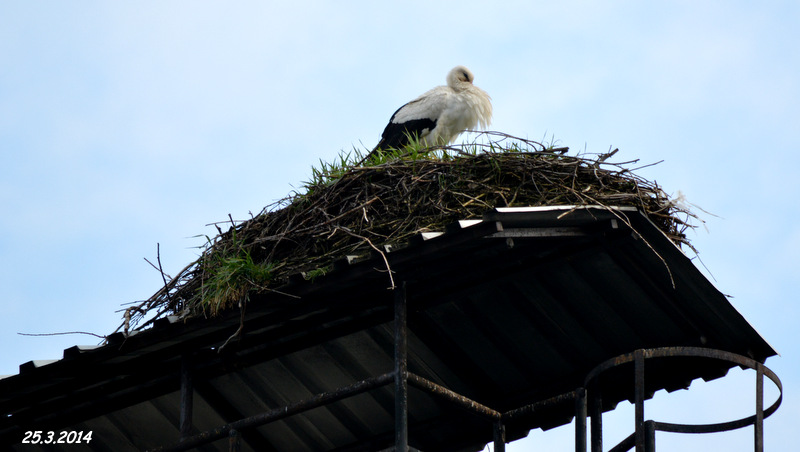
[494,205,639,213]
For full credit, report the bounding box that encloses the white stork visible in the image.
[363,65,492,162]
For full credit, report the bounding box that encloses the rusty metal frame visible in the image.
[149,372,395,452]
[150,303,781,452]
[178,355,193,442]
[394,282,409,451]
[584,347,783,452]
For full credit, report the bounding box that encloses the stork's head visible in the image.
[447,66,475,89]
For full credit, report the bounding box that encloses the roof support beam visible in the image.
[755,363,764,452]
[634,349,645,452]
[394,282,409,452]
[229,429,241,452]
[179,355,193,441]
[493,420,506,452]
[590,386,603,452]
[575,387,587,452]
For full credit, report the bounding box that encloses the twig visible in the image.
[19,331,106,339]
[156,243,172,304]
[218,298,247,353]
[335,226,396,290]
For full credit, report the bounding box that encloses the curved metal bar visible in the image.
[584,346,783,435]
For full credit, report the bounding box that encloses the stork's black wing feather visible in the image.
[362,102,437,164]
[376,117,437,151]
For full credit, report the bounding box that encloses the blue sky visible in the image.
[1,1,797,450]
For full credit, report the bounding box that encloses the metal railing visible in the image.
[149,282,782,452]
[583,347,783,452]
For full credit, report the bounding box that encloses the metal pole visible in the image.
[152,373,394,452]
[228,429,241,452]
[395,282,409,452]
[590,387,602,452]
[575,387,587,452]
[634,349,645,452]
[755,363,764,452]
[493,420,506,452]
[179,355,193,441]
[406,373,501,420]
[644,420,655,452]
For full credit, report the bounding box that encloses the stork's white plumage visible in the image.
[367,66,492,160]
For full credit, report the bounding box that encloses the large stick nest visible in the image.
[119,136,698,334]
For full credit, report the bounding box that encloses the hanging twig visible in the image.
[19,331,106,340]
[335,226,396,290]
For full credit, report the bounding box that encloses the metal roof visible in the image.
[0,206,777,451]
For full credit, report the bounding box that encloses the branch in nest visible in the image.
[335,226,396,290]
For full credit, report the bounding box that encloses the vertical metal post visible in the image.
[755,363,764,452]
[180,355,194,441]
[229,429,241,452]
[590,387,603,452]
[493,420,506,452]
[644,420,655,452]
[394,282,409,452]
[634,349,645,452]
[575,388,587,452]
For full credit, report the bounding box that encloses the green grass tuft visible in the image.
[198,232,276,316]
